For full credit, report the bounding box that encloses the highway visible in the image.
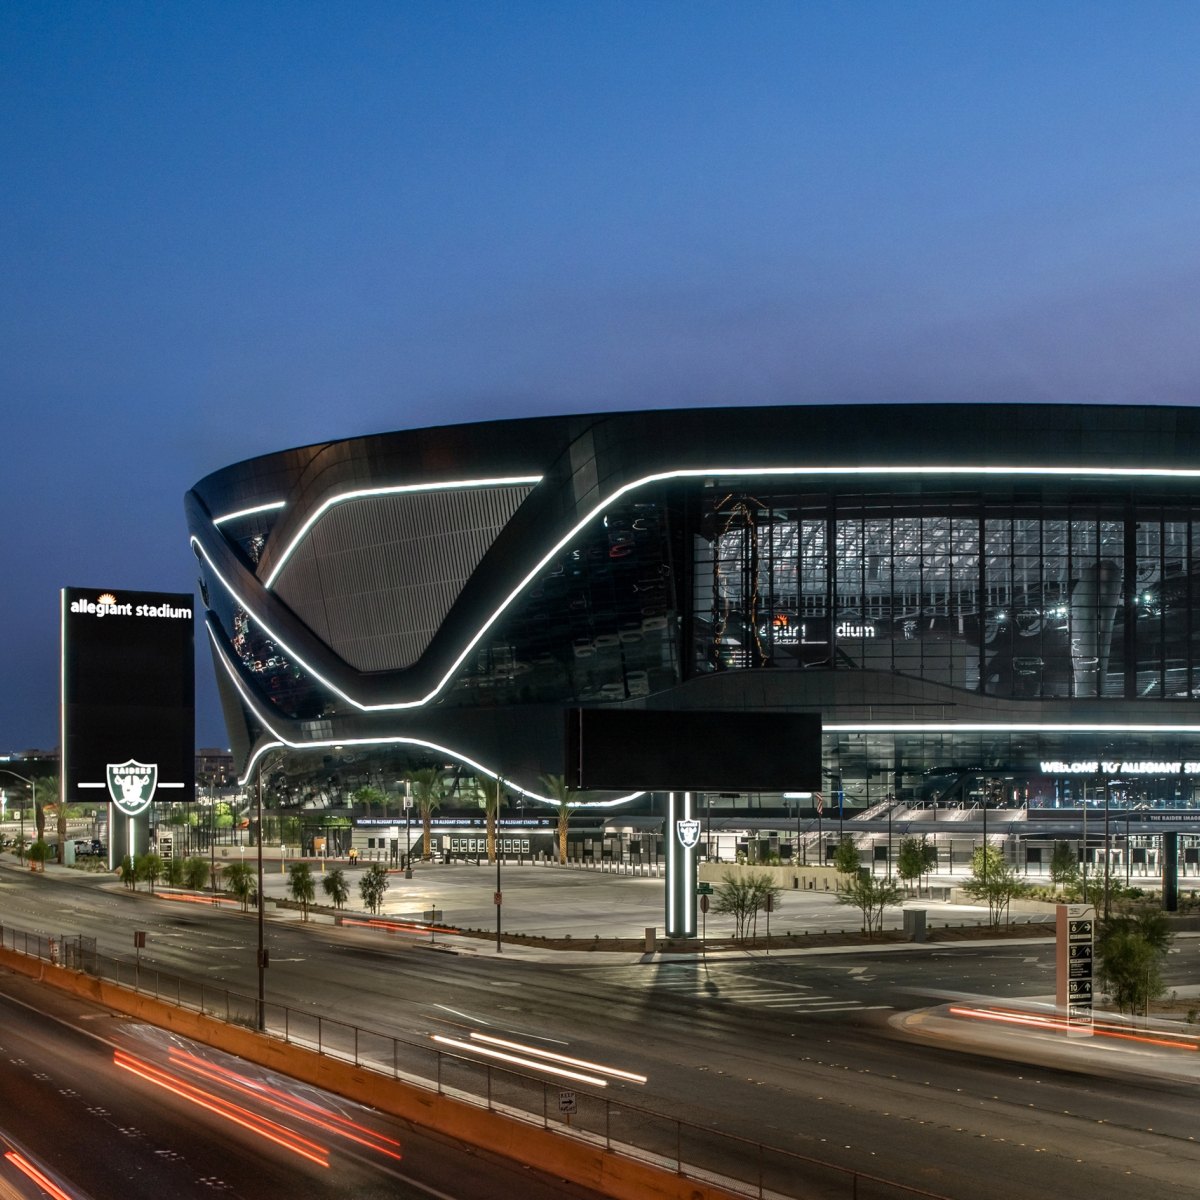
[2,862,1200,1199]
[0,969,608,1200]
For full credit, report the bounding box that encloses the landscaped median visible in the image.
[0,943,746,1200]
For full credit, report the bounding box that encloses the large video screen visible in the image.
[61,587,195,809]
[566,708,821,791]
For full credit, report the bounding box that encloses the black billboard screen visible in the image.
[566,709,821,791]
[61,587,195,807]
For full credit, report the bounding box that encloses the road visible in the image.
[0,968,608,1200]
[2,862,1200,1199]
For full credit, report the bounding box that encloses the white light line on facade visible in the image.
[158,782,186,788]
[77,783,106,788]
[196,460,1200,717]
[212,501,287,526]
[211,627,643,805]
[469,1033,646,1083]
[826,722,1200,734]
[430,1035,608,1087]
[259,476,543,588]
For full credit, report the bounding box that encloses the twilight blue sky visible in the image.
[3,1,1199,751]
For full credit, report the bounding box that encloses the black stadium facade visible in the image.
[186,403,1200,849]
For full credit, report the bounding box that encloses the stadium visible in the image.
[186,403,1200,866]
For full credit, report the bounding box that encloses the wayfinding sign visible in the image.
[1056,903,1095,1034]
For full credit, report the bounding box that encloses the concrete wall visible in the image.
[699,862,841,893]
[0,947,745,1200]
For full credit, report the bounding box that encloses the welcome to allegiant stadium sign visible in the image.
[1040,760,1200,776]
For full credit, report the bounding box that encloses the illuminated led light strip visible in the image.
[431,1034,608,1086]
[827,722,1200,734]
[257,476,542,588]
[4,1151,75,1200]
[213,625,643,804]
[194,459,1200,716]
[470,1032,646,1083]
[113,1050,330,1167]
[213,500,287,525]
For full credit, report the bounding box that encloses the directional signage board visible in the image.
[1056,903,1095,1034]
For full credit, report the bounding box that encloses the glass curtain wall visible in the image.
[692,485,1200,703]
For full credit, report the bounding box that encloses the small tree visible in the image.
[962,846,1028,927]
[164,856,185,887]
[119,853,136,889]
[358,863,390,914]
[287,861,316,920]
[837,874,903,936]
[712,870,782,940]
[1097,907,1172,1017]
[833,837,861,880]
[322,867,350,910]
[28,839,51,872]
[896,836,937,894]
[137,852,164,894]
[183,856,210,891]
[1048,841,1078,893]
[224,860,257,911]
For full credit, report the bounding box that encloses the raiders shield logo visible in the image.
[106,760,158,816]
[675,818,701,849]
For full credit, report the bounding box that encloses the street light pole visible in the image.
[495,776,504,954]
[1103,775,1111,920]
[0,770,34,865]
[256,764,266,1032]
[404,778,412,877]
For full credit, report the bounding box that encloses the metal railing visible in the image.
[0,921,950,1200]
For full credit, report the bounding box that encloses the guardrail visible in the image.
[0,921,950,1200]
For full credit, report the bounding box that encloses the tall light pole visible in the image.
[495,776,504,954]
[0,770,34,864]
[256,763,267,1032]
[404,778,413,877]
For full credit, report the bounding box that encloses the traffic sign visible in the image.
[494,891,503,906]
[558,1090,577,1115]
[697,882,713,895]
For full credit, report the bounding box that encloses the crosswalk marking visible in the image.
[583,966,885,1015]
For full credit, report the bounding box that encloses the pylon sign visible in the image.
[61,587,195,863]
[1056,903,1095,1035]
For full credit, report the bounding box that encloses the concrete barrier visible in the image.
[0,946,745,1200]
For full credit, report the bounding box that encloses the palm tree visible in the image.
[540,773,577,865]
[351,784,386,819]
[223,860,257,911]
[322,867,350,909]
[409,768,444,860]
[486,774,508,862]
[287,861,316,920]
